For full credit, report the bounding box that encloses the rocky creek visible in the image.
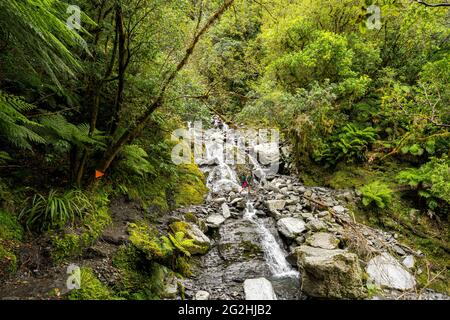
[165,121,448,300]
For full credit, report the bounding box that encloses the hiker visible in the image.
[239,171,253,194]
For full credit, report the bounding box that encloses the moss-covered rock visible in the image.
[173,163,208,207]
[169,221,210,255]
[112,245,166,299]
[51,206,112,263]
[0,209,23,276]
[296,245,366,299]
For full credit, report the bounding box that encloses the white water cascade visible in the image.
[243,202,299,278]
[190,119,298,279]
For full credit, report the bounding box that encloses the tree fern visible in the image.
[119,145,155,176]
[0,90,46,149]
[0,151,12,165]
[0,0,93,89]
[38,114,105,148]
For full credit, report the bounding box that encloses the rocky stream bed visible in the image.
[0,122,448,300]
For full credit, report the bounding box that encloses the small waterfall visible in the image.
[194,119,298,279]
[244,202,299,278]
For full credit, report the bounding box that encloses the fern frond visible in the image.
[0,90,46,149]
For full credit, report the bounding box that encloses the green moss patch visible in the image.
[0,209,23,276]
[173,164,208,207]
[67,267,116,300]
[51,206,112,263]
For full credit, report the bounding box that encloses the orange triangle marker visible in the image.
[95,170,104,179]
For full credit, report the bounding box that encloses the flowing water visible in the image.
[243,202,299,278]
[189,120,299,298]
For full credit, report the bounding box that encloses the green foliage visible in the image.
[165,231,199,257]
[319,124,378,164]
[38,114,105,148]
[0,91,46,150]
[129,222,201,260]
[397,156,450,210]
[0,209,23,241]
[128,223,170,260]
[169,221,209,254]
[119,145,155,176]
[0,0,91,88]
[173,163,208,207]
[20,189,95,231]
[67,267,115,300]
[51,201,111,263]
[112,245,167,300]
[266,30,355,90]
[0,209,23,275]
[359,181,393,209]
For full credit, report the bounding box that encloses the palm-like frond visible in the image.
[0,90,46,149]
[38,114,106,148]
[0,0,94,89]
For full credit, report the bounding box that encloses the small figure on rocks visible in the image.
[239,171,253,194]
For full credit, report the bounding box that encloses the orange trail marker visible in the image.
[95,170,105,179]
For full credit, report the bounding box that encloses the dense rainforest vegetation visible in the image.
[0,0,448,299]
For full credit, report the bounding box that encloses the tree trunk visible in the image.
[110,4,126,134]
[95,0,235,175]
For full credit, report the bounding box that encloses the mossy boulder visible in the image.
[173,164,208,207]
[169,221,210,255]
[296,245,366,299]
[51,206,112,263]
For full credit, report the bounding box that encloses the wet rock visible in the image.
[230,197,246,209]
[230,197,244,206]
[253,143,279,165]
[195,290,210,300]
[306,219,327,232]
[244,278,277,300]
[277,217,306,239]
[296,246,365,299]
[287,205,297,212]
[366,252,416,290]
[218,220,264,262]
[295,236,305,245]
[206,214,226,228]
[223,261,271,283]
[265,184,280,193]
[221,203,231,219]
[265,200,286,212]
[300,212,313,220]
[306,232,339,250]
[213,197,227,204]
[332,205,346,215]
[402,255,415,269]
[256,210,266,217]
[317,211,329,218]
[267,209,282,219]
[393,245,406,256]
